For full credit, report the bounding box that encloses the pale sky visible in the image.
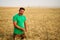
[0,0,60,8]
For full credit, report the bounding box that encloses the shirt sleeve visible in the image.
[13,16,17,22]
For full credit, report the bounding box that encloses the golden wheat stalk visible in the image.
[25,31,28,40]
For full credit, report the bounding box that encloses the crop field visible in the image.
[0,7,60,40]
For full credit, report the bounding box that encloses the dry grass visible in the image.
[0,7,60,40]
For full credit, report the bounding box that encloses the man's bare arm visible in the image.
[24,21,27,31]
[13,22,24,31]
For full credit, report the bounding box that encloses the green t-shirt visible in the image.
[13,14,26,35]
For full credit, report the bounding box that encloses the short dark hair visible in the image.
[19,7,25,11]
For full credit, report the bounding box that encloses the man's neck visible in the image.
[18,13,23,16]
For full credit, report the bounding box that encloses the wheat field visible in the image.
[0,7,60,40]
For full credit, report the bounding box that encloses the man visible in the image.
[13,7,27,40]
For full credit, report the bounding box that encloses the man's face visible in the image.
[19,10,25,14]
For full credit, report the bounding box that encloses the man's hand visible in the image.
[21,28,25,32]
[25,29,27,32]
[21,28,27,32]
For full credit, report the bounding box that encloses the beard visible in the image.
[19,13,23,15]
